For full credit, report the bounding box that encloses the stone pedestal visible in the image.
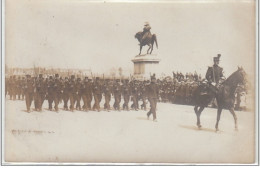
[131,54,161,79]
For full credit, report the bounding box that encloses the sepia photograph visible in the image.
[2,0,258,165]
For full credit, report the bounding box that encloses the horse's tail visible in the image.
[153,34,158,49]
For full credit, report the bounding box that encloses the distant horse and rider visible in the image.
[193,67,248,132]
[135,22,158,55]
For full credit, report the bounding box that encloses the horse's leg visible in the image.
[139,45,142,55]
[147,44,151,54]
[150,43,154,54]
[194,105,198,115]
[229,108,238,130]
[215,107,223,131]
[196,106,204,128]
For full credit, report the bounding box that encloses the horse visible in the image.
[193,67,247,131]
[135,31,158,55]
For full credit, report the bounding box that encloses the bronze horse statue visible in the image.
[193,67,247,132]
[135,32,158,55]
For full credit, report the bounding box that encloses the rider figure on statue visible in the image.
[142,22,151,40]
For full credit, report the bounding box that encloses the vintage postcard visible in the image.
[2,0,258,164]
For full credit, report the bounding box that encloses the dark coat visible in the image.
[146,82,159,99]
[206,65,223,84]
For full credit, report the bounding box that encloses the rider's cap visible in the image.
[213,54,221,61]
[144,22,150,26]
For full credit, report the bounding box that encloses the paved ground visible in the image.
[4,98,256,164]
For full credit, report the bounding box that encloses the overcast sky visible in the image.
[5,0,256,77]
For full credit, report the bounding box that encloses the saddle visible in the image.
[198,83,219,96]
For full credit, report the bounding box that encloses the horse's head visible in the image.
[135,32,142,42]
[236,66,247,85]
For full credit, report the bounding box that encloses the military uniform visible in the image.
[24,75,35,112]
[140,81,147,110]
[103,79,112,111]
[131,80,139,110]
[122,79,131,111]
[206,54,224,85]
[9,76,16,100]
[75,78,82,110]
[17,77,23,100]
[146,76,159,121]
[92,77,102,111]
[206,54,224,107]
[34,74,46,111]
[62,77,70,111]
[47,76,54,111]
[68,75,77,111]
[113,79,122,111]
[82,78,93,111]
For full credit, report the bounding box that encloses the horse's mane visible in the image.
[223,69,241,86]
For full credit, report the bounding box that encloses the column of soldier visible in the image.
[5,71,202,113]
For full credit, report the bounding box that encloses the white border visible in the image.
[1,0,259,166]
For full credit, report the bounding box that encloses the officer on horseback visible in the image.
[205,54,225,107]
[206,54,224,88]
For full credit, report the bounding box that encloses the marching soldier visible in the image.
[92,77,102,112]
[47,74,61,112]
[75,78,82,110]
[47,76,54,111]
[82,77,89,111]
[68,75,77,112]
[24,75,35,113]
[9,76,14,100]
[146,75,159,122]
[82,77,93,111]
[103,79,112,111]
[58,77,64,103]
[63,77,70,111]
[122,79,131,111]
[17,76,22,100]
[87,78,93,110]
[131,79,139,111]
[140,81,147,110]
[34,74,46,111]
[113,79,122,111]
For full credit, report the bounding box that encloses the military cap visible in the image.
[49,76,53,79]
[26,75,31,78]
[213,54,221,61]
[71,75,75,79]
[77,78,81,81]
[65,77,68,80]
[39,74,43,78]
[96,77,100,80]
[55,74,59,77]
[85,77,88,80]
